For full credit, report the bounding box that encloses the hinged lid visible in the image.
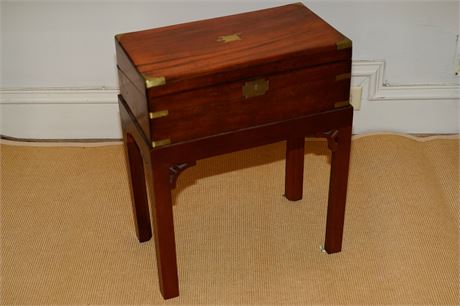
[115,3,351,98]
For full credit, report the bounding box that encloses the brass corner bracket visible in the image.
[143,75,166,89]
[335,73,351,81]
[149,110,169,119]
[334,100,350,109]
[336,38,352,50]
[152,138,171,148]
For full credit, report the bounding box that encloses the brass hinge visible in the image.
[336,38,352,50]
[149,110,169,119]
[334,100,350,108]
[243,78,269,99]
[152,138,171,148]
[335,73,352,81]
[217,33,241,43]
[143,75,166,89]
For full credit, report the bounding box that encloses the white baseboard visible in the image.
[0,88,121,139]
[1,61,459,139]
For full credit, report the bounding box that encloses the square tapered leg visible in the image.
[122,131,152,243]
[145,159,179,299]
[285,137,305,201]
[324,125,352,253]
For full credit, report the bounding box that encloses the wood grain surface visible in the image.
[116,3,351,97]
[149,61,351,143]
[116,4,353,299]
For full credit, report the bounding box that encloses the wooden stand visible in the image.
[119,96,353,299]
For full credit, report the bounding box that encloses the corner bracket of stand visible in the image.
[316,129,340,152]
[169,162,196,189]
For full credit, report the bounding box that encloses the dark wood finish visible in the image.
[115,39,147,98]
[119,96,179,299]
[285,137,305,201]
[145,160,179,299]
[149,61,351,143]
[149,106,352,166]
[169,162,196,189]
[119,94,352,175]
[115,3,353,300]
[121,130,152,242]
[116,3,350,97]
[118,68,149,139]
[119,95,353,298]
[324,126,352,253]
[115,2,352,145]
[318,129,340,152]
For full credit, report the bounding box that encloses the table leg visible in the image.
[324,125,352,253]
[122,132,152,242]
[146,159,180,299]
[285,137,305,201]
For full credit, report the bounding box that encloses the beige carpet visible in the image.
[0,134,458,305]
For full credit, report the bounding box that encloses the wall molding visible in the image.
[1,60,459,138]
[0,88,119,105]
[351,61,460,101]
[1,61,459,105]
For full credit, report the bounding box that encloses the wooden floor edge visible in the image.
[0,132,458,147]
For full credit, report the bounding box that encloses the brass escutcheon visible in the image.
[243,78,269,99]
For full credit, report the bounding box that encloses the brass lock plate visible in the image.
[243,78,269,99]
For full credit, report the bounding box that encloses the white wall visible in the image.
[1,0,459,139]
[309,0,460,86]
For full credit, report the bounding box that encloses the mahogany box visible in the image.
[115,3,352,147]
[115,2,353,299]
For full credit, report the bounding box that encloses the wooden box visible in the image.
[116,3,352,148]
[115,3,353,300]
